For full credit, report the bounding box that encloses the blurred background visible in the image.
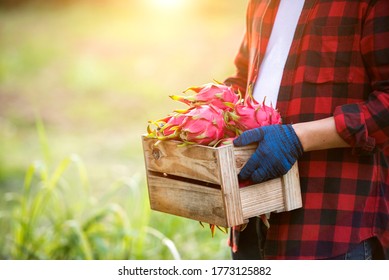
[0,0,248,259]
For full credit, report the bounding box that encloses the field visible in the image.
[0,0,248,259]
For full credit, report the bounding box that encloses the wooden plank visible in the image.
[147,173,228,227]
[217,146,245,227]
[240,163,302,218]
[232,144,257,173]
[278,163,302,212]
[142,136,221,185]
[240,178,285,218]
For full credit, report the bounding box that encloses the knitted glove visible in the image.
[233,124,303,183]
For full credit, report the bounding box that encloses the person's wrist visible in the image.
[286,124,304,157]
[291,123,307,152]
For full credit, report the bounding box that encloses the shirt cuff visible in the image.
[334,104,376,155]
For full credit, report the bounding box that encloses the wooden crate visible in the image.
[141,135,302,228]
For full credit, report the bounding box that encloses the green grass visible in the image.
[1,119,231,260]
[0,0,247,259]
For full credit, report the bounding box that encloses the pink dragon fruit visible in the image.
[170,82,239,111]
[179,104,227,146]
[147,111,187,140]
[147,81,282,147]
[227,97,282,133]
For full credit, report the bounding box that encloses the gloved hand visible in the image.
[233,124,303,183]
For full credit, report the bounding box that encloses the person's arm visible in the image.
[330,1,389,155]
[233,118,351,183]
[292,117,349,152]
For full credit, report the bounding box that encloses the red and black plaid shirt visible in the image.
[225,0,389,259]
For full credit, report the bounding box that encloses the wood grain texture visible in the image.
[142,136,221,184]
[240,178,284,218]
[232,143,258,173]
[142,135,302,227]
[217,146,245,227]
[278,163,302,212]
[147,173,227,226]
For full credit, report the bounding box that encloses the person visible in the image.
[223,0,389,259]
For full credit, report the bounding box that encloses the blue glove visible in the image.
[233,124,303,183]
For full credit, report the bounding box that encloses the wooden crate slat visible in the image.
[232,144,258,173]
[240,178,285,218]
[147,173,228,227]
[142,136,221,184]
[278,163,302,212]
[217,146,245,227]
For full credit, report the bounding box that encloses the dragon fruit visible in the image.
[147,104,229,146]
[147,111,187,141]
[147,81,282,147]
[179,104,227,146]
[227,96,281,134]
[170,82,239,111]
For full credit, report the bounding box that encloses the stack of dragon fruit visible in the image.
[147,82,281,146]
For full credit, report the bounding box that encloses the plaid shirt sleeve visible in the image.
[334,0,389,155]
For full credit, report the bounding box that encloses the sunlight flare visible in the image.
[151,0,187,10]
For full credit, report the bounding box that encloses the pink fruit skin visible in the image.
[179,104,227,146]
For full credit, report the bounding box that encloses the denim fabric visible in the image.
[325,237,384,260]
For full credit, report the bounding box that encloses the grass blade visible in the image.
[145,227,181,260]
